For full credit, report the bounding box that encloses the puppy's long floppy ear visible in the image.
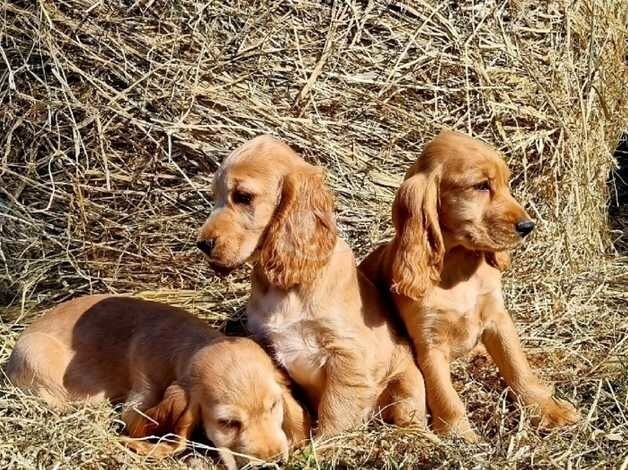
[274,371,311,447]
[127,382,197,441]
[390,167,444,300]
[259,166,336,289]
[486,251,511,271]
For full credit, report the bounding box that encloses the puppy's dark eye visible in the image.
[218,418,242,431]
[233,190,253,205]
[271,399,280,411]
[473,180,491,192]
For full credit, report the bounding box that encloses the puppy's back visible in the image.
[7,295,218,406]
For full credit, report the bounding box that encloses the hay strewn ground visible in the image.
[1,0,626,468]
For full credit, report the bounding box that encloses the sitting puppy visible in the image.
[197,135,426,437]
[360,130,579,440]
[7,295,310,467]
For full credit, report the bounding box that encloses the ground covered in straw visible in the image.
[1,0,626,468]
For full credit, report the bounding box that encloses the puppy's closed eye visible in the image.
[473,180,491,192]
[233,190,254,205]
[218,418,242,432]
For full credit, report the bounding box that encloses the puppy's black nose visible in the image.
[515,220,535,237]
[196,239,215,255]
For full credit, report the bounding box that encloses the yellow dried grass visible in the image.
[0,0,626,468]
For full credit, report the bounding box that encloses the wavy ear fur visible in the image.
[486,251,511,271]
[390,168,444,300]
[259,167,336,289]
[127,382,197,440]
[274,370,311,447]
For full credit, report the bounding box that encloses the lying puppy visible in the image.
[197,135,426,437]
[7,295,309,466]
[360,130,579,440]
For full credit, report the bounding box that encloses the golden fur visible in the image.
[360,131,579,441]
[197,135,426,436]
[6,295,310,466]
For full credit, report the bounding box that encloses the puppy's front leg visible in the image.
[418,346,478,441]
[316,349,375,437]
[481,295,579,428]
[396,298,478,441]
[122,383,196,458]
[121,436,188,459]
[121,387,161,435]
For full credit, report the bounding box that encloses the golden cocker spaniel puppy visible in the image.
[197,135,426,437]
[360,130,579,441]
[7,295,310,467]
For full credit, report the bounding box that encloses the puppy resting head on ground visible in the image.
[6,295,309,467]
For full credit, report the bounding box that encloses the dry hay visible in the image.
[0,0,626,468]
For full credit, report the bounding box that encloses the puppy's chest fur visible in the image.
[247,287,328,402]
[418,274,501,358]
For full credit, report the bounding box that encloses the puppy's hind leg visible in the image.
[316,352,377,437]
[381,359,427,428]
[6,332,72,409]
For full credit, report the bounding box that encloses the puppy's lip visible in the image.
[196,251,238,274]
[477,232,524,251]
[500,236,525,250]
[489,242,521,252]
[466,238,521,253]
[208,261,237,276]
[485,239,521,251]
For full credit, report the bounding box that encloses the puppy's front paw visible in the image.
[120,436,186,459]
[458,427,481,443]
[534,397,579,429]
[432,415,480,443]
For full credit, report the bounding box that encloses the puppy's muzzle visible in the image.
[515,219,535,237]
[196,238,215,256]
